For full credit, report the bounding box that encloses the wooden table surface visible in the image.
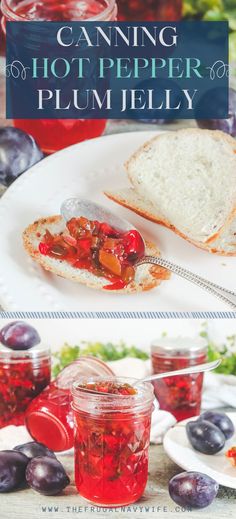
[1,441,236,519]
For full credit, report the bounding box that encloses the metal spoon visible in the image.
[135,359,221,386]
[61,198,236,309]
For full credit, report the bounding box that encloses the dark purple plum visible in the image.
[186,420,225,454]
[199,411,234,440]
[197,88,236,137]
[169,472,219,509]
[0,450,28,492]
[26,456,70,496]
[14,442,56,461]
[0,321,41,350]
[0,127,43,187]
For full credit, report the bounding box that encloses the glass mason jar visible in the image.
[118,0,182,21]
[72,376,154,506]
[151,337,207,421]
[1,0,117,154]
[0,344,51,428]
[25,356,114,452]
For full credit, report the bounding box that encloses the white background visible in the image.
[0,318,235,352]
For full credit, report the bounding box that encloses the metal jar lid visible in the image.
[151,337,208,357]
[0,343,51,363]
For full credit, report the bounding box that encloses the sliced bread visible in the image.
[22,215,170,293]
[209,217,236,255]
[125,129,236,245]
[105,187,236,256]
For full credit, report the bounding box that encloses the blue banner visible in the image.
[6,21,229,119]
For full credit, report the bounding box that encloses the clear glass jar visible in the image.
[151,337,207,421]
[25,356,114,452]
[1,0,117,153]
[72,376,154,506]
[0,344,51,428]
[118,0,182,21]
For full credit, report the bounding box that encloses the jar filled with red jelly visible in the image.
[0,344,51,428]
[72,377,154,506]
[118,0,182,21]
[151,338,207,421]
[1,0,117,153]
[25,356,114,452]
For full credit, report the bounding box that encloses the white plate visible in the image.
[163,413,236,489]
[0,130,235,311]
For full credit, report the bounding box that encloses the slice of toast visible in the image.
[125,129,236,245]
[23,215,170,293]
[209,217,236,255]
[105,187,236,256]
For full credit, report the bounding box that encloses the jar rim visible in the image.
[151,336,207,357]
[1,0,117,22]
[72,376,154,414]
[0,344,51,363]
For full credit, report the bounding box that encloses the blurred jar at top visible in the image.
[118,0,182,21]
[151,337,208,422]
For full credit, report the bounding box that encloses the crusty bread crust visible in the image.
[125,128,236,246]
[23,215,170,293]
[105,189,236,256]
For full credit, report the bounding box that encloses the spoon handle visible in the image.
[140,359,221,384]
[137,256,236,309]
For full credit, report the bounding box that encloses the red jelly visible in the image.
[79,380,137,395]
[118,0,182,21]
[38,217,145,290]
[25,357,114,451]
[0,345,51,428]
[226,447,236,467]
[1,0,117,153]
[151,338,207,422]
[72,377,154,506]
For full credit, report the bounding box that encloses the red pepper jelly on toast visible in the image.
[38,217,145,289]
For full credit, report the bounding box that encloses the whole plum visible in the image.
[197,88,236,137]
[0,321,41,350]
[14,442,56,460]
[26,456,70,496]
[0,127,43,187]
[0,450,28,492]
[186,420,225,454]
[169,471,219,508]
[199,411,234,440]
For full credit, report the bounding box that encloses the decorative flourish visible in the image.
[4,60,30,80]
[207,60,229,80]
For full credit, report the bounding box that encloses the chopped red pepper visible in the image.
[38,217,145,290]
[78,381,137,395]
[226,447,236,467]
[0,357,50,428]
[39,242,50,255]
